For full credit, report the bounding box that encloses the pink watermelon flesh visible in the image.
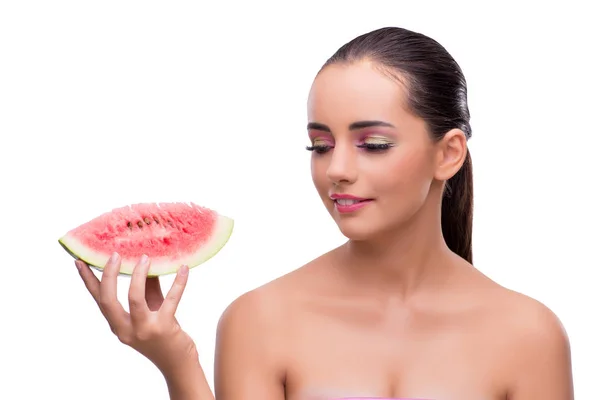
[59,202,234,276]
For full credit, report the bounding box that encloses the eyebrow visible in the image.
[307,120,395,132]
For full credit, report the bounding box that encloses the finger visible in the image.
[76,260,120,333]
[75,259,100,301]
[129,254,151,324]
[99,252,129,327]
[160,265,189,317]
[145,277,164,312]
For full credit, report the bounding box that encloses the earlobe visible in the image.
[434,128,468,181]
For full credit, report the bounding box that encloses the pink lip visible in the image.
[330,193,374,214]
[335,201,372,213]
[330,193,370,201]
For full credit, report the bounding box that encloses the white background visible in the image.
[1,1,598,399]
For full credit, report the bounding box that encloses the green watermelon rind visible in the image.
[59,214,234,277]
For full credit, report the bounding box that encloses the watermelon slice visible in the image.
[58,202,234,276]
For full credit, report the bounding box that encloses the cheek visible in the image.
[367,149,433,196]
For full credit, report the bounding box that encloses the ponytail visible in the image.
[441,148,474,264]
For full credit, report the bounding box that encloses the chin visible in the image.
[327,201,415,243]
[331,213,387,242]
[322,201,381,241]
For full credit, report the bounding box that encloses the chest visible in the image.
[282,302,507,400]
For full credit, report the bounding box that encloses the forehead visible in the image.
[307,61,410,125]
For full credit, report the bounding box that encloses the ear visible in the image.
[434,128,468,181]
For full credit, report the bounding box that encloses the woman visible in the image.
[75,27,574,400]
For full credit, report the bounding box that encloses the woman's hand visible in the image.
[75,252,199,379]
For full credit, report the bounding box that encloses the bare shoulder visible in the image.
[217,279,287,335]
[464,266,570,348]
[215,256,325,359]
[219,251,330,318]
[217,259,316,333]
[213,261,317,399]
[484,283,574,399]
[492,286,571,356]
[216,266,302,357]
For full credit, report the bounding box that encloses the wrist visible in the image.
[158,337,200,381]
[163,357,214,400]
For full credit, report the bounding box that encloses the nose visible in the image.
[326,143,358,185]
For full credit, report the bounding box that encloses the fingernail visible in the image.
[140,254,148,264]
[75,260,82,270]
[110,252,119,263]
[180,265,188,276]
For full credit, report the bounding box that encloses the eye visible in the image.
[306,138,333,154]
[356,143,392,151]
[306,144,332,154]
[356,137,395,152]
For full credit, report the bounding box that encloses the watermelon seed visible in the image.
[137,221,144,228]
[168,220,174,227]
[153,217,160,224]
[144,217,152,225]
[127,221,133,229]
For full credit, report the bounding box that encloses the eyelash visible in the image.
[305,143,393,154]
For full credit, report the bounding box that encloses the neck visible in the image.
[334,197,459,299]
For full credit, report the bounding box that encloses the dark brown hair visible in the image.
[321,27,474,263]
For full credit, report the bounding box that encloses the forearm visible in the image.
[164,359,215,400]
